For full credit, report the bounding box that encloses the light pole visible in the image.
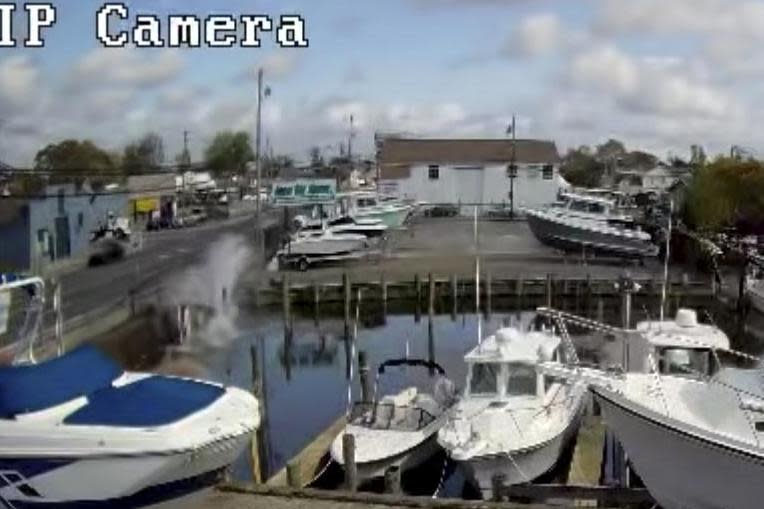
[254,67,271,261]
[507,115,517,219]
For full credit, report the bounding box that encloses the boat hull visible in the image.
[457,415,580,499]
[354,207,410,228]
[525,211,657,258]
[351,434,442,481]
[595,388,764,509]
[283,238,367,257]
[0,432,250,508]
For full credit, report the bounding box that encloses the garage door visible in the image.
[454,168,484,214]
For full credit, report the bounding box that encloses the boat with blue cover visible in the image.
[0,274,259,508]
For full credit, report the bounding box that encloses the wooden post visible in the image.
[492,473,506,502]
[358,351,371,404]
[428,273,436,315]
[250,343,267,484]
[585,273,592,317]
[343,273,351,341]
[342,433,357,492]
[286,460,301,488]
[451,274,458,321]
[282,275,291,342]
[384,466,402,494]
[381,273,388,324]
[414,273,422,323]
[486,272,492,320]
[313,280,320,327]
[428,273,436,373]
[546,273,553,309]
[597,298,605,324]
[711,271,718,298]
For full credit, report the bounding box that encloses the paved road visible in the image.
[59,214,263,320]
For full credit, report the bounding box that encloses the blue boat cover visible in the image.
[64,376,224,427]
[0,346,122,418]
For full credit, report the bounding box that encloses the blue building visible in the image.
[0,184,128,271]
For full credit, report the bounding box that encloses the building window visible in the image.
[542,164,554,180]
[428,165,439,180]
[506,164,518,178]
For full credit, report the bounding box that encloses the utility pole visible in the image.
[508,114,517,219]
[348,114,355,174]
[255,67,264,261]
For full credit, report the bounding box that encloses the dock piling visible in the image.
[384,466,402,494]
[282,275,292,342]
[358,350,371,404]
[286,460,301,488]
[414,273,421,323]
[486,272,492,320]
[546,273,553,309]
[492,473,507,502]
[381,273,388,324]
[450,274,458,321]
[342,433,357,492]
[313,281,320,327]
[343,273,351,341]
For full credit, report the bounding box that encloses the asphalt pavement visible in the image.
[59,213,262,320]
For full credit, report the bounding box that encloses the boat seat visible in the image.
[0,346,122,418]
[64,376,224,428]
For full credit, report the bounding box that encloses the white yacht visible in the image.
[540,307,764,509]
[294,215,388,240]
[338,192,412,228]
[331,359,457,482]
[437,326,586,499]
[283,228,368,257]
[523,193,657,259]
[0,274,259,508]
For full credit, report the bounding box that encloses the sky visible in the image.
[0,0,763,167]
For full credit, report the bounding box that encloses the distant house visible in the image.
[126,174,177,226]
[377,137,563,212]
[0,184,127,271]
[616,165,693,195]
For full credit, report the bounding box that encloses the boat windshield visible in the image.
[569,200,608,214]
[470,363,499,395]
[506,363,537,396]
[350,402,436,431]
[657,347,713,378]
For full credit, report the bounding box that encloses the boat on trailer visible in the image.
[0,274,259,509]
[330,358,457,482]
[523,193,657,259]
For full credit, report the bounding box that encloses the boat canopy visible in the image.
[465,328,560,364]
[636,309,730,350]
[377,358,446,376]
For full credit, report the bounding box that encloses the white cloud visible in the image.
[504,13,562,57]
[73,48,184,88]
[568,45,735,119]
[0,56,39,110]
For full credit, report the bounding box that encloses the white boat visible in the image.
[294,215,388,240]
[282,229,368,257]
[437,325,586,499]
[330,359,458,482]
[338,192,412,228]
[0,274,259,508]
[523,193,657,259]
[540,307,764,509]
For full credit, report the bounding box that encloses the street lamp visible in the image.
[254,67,271,262]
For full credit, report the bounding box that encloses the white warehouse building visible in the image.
[377,137,565,213]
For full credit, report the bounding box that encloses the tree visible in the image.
[122,133,165,175]
[621,150,658,170]
[263,154,294,178]
[34,139,115,174]
[690,144,707,169]
[685,157,764,234]
[308,146,324,169]
[204,131,254,175]
[595,138,627,162]
[560,147,605,188]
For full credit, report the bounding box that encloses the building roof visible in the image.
[378,137,559,179]
[126,174,177,198]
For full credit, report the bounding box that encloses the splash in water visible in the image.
[169,234,254,349]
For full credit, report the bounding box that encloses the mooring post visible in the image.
[428,273,436,316]
[282,275,291,341]
[342,433,357,492]
[343,272,351,341]
[384,466,402,494]
[486,272,492,320]
[250,343,264,484]
[491,473,506,502]
[597,297,605,324]
[358,350,371,404]
[381,273,388,324]
[286,459,301,488]
[451,274,458,321]
[313,280,320,327]
[546,273,553,309]
[414,273,422,323]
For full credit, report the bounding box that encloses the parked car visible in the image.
[423,204,459,217]
[180,207,208,227]
[88,239,125,267]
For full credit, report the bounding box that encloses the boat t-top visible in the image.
[337,191,413,228]
[0,274,259,508]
